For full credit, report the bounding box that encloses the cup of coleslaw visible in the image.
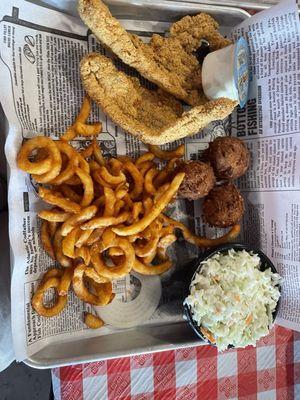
[183,244,281,351]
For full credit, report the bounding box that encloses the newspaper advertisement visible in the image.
[0,0,299,360]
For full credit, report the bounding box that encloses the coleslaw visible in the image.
[185,249,281,351]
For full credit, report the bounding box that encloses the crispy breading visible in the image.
[80,54,237,145]
[78,0,231,106]
[169,14,231,52]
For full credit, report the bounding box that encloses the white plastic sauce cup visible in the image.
[202,37,249,108]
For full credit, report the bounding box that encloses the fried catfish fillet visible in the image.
[78,0,231,106]
[80,54,237,144]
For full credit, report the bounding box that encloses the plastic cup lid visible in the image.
[234,37,250,108]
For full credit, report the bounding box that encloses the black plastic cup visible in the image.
[183,243,281,347]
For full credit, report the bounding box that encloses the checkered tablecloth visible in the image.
[52,325,300,400]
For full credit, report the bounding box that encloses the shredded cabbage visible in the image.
[185,249,281,351]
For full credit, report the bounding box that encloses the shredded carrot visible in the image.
[201,327,216,344]
[235,295,241,302]
[246,314,253,325]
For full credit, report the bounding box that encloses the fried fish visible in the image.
[80,53,237,144]
[78,0,231,106]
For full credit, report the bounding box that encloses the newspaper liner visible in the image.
[0,0,299,361]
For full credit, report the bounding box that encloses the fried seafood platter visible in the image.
[15,2,251,329]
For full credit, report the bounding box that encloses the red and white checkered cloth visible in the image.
[52,325,300,400]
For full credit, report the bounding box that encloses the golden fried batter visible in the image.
[78,0,231,106]
[80,54,237,144]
